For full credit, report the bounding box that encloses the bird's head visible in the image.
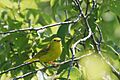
[51,37,62,47]
[52,37,61,42]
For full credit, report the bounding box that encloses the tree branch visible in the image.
[0,16,81,35]
[67,0,95,79]
[86,0,96,18]
[0,61,39,75]
[13,53,93,80]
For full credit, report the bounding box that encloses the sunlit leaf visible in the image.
[60,67,82,80]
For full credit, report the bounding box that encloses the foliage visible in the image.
[0,0,120,80]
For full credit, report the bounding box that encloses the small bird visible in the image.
[25,37,62,63]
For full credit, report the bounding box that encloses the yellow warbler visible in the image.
[25,37,62,63]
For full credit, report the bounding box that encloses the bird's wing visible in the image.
[33,44,51,58]
[24,44,51,63]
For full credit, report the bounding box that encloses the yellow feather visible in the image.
[25,37,62,63]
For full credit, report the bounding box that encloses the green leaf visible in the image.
[108,0,120,15]
[21,0,38,10]
[57,21,70,42]
[99,0,120,18]
[79,53,118,80]
[60,67,82,80]
[57,62,69,75]
[0,0,17,9]
[57,22,70,60]
[50,0,57,8]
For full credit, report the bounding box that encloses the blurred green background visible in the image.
[0,0,120,80]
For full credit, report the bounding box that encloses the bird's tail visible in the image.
[24,58,38,63]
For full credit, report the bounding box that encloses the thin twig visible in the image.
[94,23,120,78]
[67,48,74,79]
[13,53,93,80]
[13,66,53,80]
[75,47,81,51]
[73,0,85,17]
[86,0,96,18]
[67,0,83,79]
[67,0,94,79]
[106,45,120,57]
[0,19,79,35]
[95,22,102,43]
[93,23,120,77]
[0,60,39,75]
[97,51,120,78]
[85,0,90,15]
[94,22,102,52]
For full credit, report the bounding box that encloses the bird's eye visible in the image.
[54,40,57,41]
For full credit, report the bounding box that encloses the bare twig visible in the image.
[0,19,80,35]
[68,19,92,79]
[67,0,84,79]
[94,23,120,78]
[94,22,102,51]
[97,51,120,78]
[0,60,39,75]
[95,23,102,43]
[85,0,90,15]
[67,0,95,79]
[0,1,81,80]
[86,0,96,18]
[73,0,85,17]
[106,45,120,57]
[13,53,93,80]
[13,66,54,80]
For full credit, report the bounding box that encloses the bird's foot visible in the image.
[48,61,58,67]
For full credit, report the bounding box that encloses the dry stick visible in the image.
[13,53,93,80]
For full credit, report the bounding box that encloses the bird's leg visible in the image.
[48,61,55,64]
[48,61,58,67]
